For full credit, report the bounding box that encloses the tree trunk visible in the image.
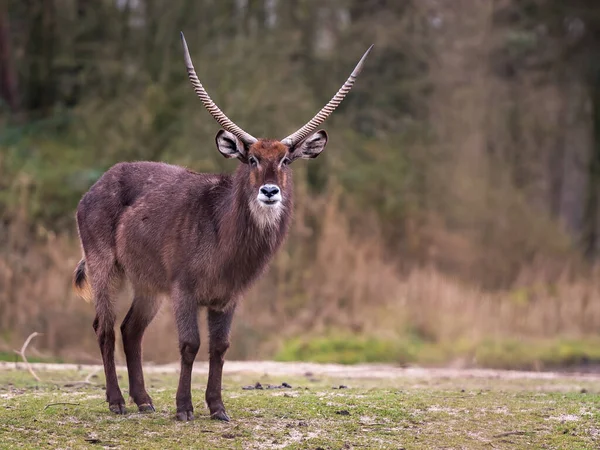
[24,0,56,115]
[583,67,600,260]
[0,1,19,112]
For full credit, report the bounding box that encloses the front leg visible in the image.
[206,306,234,421]
[172,288,200,421]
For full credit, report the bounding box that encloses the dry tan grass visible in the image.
[2,192,600,365]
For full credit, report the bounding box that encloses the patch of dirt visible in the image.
[548,414,580,422]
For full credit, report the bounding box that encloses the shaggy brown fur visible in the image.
[73,130,328,422]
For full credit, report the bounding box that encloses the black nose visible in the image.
[260,185,280,198]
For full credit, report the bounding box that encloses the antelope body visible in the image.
[73,33,371,421]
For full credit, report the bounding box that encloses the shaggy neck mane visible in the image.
[214,167,293,277]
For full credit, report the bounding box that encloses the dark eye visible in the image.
[249,156,258,167]
[281,157,290,167]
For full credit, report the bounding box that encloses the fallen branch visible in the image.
[84,367,101,384]
[493,431,529,438]
[44,402,80,410]
[14,332,101,388]
[13,332,41,382]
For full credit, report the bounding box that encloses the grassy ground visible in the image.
[1,363,600,449]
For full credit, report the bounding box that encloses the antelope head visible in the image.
[181,33,372,220]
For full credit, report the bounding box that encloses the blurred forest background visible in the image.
[3,0,600,369]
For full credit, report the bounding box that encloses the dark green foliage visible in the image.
[4,1,600,347]
[1,0,429,235]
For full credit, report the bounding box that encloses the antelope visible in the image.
[73,32,372,422]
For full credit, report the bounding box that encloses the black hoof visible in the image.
[109,403,126,415]
[176,410,194,421]
[211,410,230,422]
[138,403,155,413]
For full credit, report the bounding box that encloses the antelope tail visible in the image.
[73,259,93,303]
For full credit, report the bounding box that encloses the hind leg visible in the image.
[89,262,125,414]
[121,293,162,412]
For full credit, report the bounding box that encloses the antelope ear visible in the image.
[216,130,247,160]
[289,130,328,161]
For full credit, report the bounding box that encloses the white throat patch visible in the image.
[249,198,284,229]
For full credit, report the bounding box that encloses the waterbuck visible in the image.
[73,32,372,422]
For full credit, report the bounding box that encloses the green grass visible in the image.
[0,352,63,364]
[275,334,600,370]
[1,365,600,449]
[274,334,416,364]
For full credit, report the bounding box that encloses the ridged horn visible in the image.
[181,32,257,145]
[281,45,373,148]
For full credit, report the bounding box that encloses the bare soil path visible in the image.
[2,359,600,381]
